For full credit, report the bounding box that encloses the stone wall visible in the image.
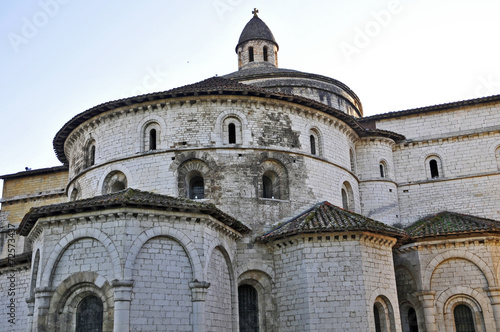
[0,265,30,332]
[271,233,400,331]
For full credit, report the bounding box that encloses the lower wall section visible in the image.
[0,265,30,332]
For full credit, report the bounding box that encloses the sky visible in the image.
[1,0,500,194]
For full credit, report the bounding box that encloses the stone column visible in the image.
[33,287,54,331]
[25,296,34,332]
[416,291,438,332]
[189,280,211,332]
[487,287,500,332]
[112,280,134,332]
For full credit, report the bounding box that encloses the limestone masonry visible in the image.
[1,11,500,332]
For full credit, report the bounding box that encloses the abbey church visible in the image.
[1,11,500,332]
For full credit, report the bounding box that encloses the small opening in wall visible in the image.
[263,46,268,61]
[389,189,392,192]
[334,236,339,240]
[171,157,175,160]
[351,235,356,239]
[403,190,409,193]
[326,236,330,240]
[343,235,347,240]
[317,236,322,241]
[182,142,187,145]
[249,47,254,62]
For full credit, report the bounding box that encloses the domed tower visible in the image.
[236,9,279,70]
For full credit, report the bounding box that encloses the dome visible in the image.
[235,13,278,52]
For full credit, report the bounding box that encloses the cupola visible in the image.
[236,9,279,70]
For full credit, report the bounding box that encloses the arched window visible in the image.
[228,123,236,144]
[262,174,274,199]
[89,145,96,166]
[189,175,204,199]
[379,162,386,178]
[149,128,157,150]
[76,295,103,332]
[309,128,321,156]
[102,171,127,194]
[425,155,443,179]
[341,181,354,211]
[310,135,316,155]
[249,47,254,62]
[85,140,96,168]
[222,116,243,145]
[263,46,268,62]
[454,304,475,332]
[408,307,419,332]
[341,189,348,210]
[429,159,439,178]
[143,122,161,152]
[374,305,382,332]
[259,160,288,200]
[238,285,259,332]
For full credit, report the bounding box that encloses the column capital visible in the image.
[112,279,134,301]
[189,280,210,302]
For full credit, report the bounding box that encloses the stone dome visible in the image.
[236,13,278,52]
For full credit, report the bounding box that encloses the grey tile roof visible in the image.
[257,201,406,242]
[18,188,250,236]
[404,211,500,239]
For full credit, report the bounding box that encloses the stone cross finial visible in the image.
[252,8,259,17]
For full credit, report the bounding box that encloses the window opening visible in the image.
[70,188,78,201]
[408,307,419,332]
[310,135,316,155]
[228,123,236,144]
[76,295,103,332]
[249,47,254,62]
[454,304,475,332]
[111,181,126,193]
[430,159,439,178]
[238,285,259,332]
[263,46,268,62]
[89,145,95,166]
[380,163,385,178]
[374,305,382,332]
[341,189,348,210]
[190,176,204,199]
[263,175,273,199]
[149,129,157,150]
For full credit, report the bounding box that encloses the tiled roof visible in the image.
[53,76,404,165]
[257,201,406,242]
[236,15,278,51]
[360,94,500,122]
[18,188,250,236]
[0,165,68,179]
[404,211,500,239]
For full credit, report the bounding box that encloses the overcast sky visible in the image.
[1,0,499,194]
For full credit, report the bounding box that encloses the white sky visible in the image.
[1,0,499,194]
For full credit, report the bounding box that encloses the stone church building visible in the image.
[1,11,500,332]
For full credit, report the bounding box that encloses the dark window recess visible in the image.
[90,146,96,166]
[310,135,316,155]
[228,123,236,144]
[76,295,103,332]
[263,175,273,198]
[149,129,157,150]
[374,305,382,332]
[408,307,419,332]
[430,159,439,178]
[263,46,268,61]
[249,47,254,62]
[454,305,475,332]
[342,189,348,210]
[238,285,259,332]
[190,176,204,199]
[380,164,385,178]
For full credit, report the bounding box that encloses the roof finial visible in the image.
[252,8,259,17]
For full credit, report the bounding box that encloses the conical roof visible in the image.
[236,14,278,52]
[257,201,406,242]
